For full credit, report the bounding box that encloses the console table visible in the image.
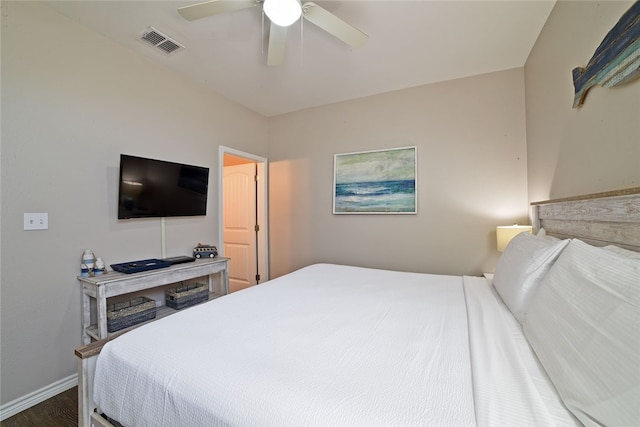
[78,257,229,344]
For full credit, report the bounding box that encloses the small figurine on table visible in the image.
[193,243,218,259]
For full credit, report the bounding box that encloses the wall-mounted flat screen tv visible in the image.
[118,154,209,219]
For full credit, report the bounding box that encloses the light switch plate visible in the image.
[24,213,48,230]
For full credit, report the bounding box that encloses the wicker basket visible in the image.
[165,283,208,310]
[107,297,156,332]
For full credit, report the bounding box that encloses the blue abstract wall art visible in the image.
[572,1,640,108]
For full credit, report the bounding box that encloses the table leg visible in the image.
[222,268,229,295]
[96,286,107,340]
[82,290,92,345]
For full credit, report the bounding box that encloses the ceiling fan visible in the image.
[177,0,368,66]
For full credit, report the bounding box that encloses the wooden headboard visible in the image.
[531,187,640,252]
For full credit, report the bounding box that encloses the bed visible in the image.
[75,187,640,427]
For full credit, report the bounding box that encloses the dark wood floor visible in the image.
[0,387,77,427]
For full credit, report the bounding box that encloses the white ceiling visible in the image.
[46,1,556,117]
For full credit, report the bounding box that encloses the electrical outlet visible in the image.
[24,213,48,230]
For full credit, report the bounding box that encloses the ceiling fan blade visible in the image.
[302,2,368,49]
[178,0,259,21]
[267,24,288,66]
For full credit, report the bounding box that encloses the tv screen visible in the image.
[118,154,209,219]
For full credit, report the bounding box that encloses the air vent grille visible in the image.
[139,27,184,54]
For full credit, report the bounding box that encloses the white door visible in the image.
[223,163,258,292]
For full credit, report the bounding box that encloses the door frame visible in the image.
[218,145,269,283]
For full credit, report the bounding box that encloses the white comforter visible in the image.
[94,263,579,426]
[94,264,476,426]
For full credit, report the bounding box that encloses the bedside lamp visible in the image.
[496,225,533,251]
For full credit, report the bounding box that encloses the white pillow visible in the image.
[523,239,640,427]
[492,232,569,323]
[536,227,560,241]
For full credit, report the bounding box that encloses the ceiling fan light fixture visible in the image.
[263,0,302,27]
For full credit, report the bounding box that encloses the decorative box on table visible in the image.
[165,282,208,310]
[107,297,156,332]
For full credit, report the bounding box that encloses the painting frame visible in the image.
[333,146,417,215]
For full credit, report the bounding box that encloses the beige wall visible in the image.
[0,2,268,406]
[525,0,640,202]
[269,68,530,278]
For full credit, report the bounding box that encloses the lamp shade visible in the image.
[496,225,533,251]
[264,0,302,27]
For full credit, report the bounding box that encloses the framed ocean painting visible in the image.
[333,146,417,214]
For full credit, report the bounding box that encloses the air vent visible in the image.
[139,27,184,54]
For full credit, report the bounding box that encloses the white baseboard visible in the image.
[0,374,78,421]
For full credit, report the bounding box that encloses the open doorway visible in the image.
[218,146,269,292]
